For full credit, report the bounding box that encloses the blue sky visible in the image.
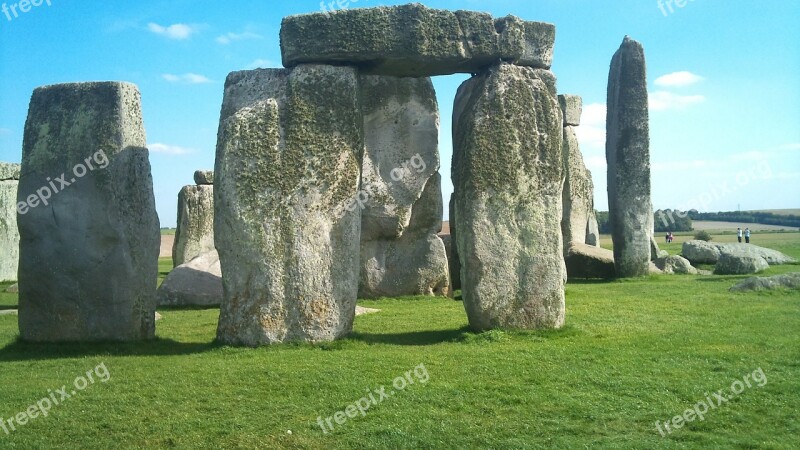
[1,0,798,226]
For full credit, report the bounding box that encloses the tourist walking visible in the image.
[737,227,743,243]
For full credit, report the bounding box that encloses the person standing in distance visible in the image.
[737,227,743,243]
[744,228,751,244]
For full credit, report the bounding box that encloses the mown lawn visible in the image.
[0,233,798,448]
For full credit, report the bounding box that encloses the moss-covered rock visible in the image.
[453,63,565,331]
[17,82,159,342]
[280,4,555,77]
[214,65,362,346]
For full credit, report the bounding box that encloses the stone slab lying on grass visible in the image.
[654,255,698,275]
[682,240,796,265]
[714,253,769,275]
[281,4,555,77]
[0,309,17,316]
[565,243,615,279]
[356,306,381,316]
[157,251,222,306]
[729,272,800,292]
[5,283,17,293]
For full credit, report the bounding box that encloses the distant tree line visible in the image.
[593,209,800,234]
[688,211,800,228]
[595,210,693,233]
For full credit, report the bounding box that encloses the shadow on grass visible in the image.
[347,325,582,346]
[0,337,222,362]
[348,327,472,346]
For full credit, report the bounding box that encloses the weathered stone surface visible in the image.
[358,75,448,298]
[558,94,582,126]
[17,82,160,342]
[714,252,769,275]
[5,283,17,293]
[586,212,600,247]
[681,240,720,264]
[360,173,449,298]
[606,36,652,278]
[215,66,362,346]
[654,255,698,275]
[453,63,565,330]
[280,4,555,77]
[0,162,21,180]
[565,243,615,279]
[0,174,20,281]
[157,251,222,306]
[650,236,664,261]
[560,98,595,254]
[359,75,439,241]
[682,240,796,265]
[172,184,215,267]
[194,170,214,185]
[448,194,461,293]
[730,272,800,292]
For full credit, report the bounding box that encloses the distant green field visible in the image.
[1,232,798,448]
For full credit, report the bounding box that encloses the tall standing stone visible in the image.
[172,171,215,267]
[447,194,461,293]
[558,94,596,254]
[606,36,652,277]
[0,162,21,282]
[453,63,565,330]
[358,75,449,298]
[215,66,362,346]
[17,82,160,342]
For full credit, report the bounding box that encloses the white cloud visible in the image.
[162,73,213,84]
[649,91,705,111]
[584,156,607,172]
[148,143,194,155]
[575,103,606,150]
[216,31,262,45]
[147,22,198,40]
[246,59,274,69]
[654,71,704,88]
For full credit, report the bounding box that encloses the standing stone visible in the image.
[358,75,449,298]
[0,163,21,282]
[215,66,362,346]
[447,194,461,294]
[586,212,600,247]
[606,36,652,277]
[194,170,214,185]
[17,82,160,342]
[453,63,565,330]
[172,181,215,267]
[559,94,596,254]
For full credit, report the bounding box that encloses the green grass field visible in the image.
[1,233,798,448]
